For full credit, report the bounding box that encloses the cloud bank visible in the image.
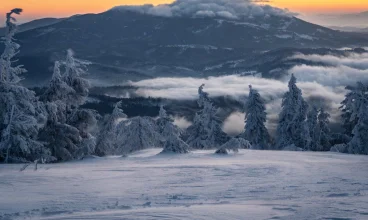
[130,52,368,134]
[112,0,294,20]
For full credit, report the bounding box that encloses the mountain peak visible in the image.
[111,0,296,21]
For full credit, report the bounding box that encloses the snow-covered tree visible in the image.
[0,105,51,163]
[116,116,161,154]
[39,51,98,161]
[276,74,310,150]
[242,85,270,150]
[307,106,319,151]
[348,110,368,155]
[197,84,210,107]
[0,9,26,84]
[340,83,367,137]
[95,101,127,156]
[41,61,74,104]
[157,106,189,154]
[157,105,182,141]
[62,49,92,108]
[0,9,50,163]
[317,108,331,151]
[160,129,189,154]
[186,84,229,149]
[68,108,98,158]
[346,82,368,155]
[215,138,251,154]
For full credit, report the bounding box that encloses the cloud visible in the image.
[222,111,245,136]
[130,52,368,134]
[173,116,192,130]
[112,0,294,20]
[288,53,368,88]
[130,74,345,130]
[291,53,368,70]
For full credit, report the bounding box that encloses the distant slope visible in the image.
[329,26,368,33]
[0,17,63,36]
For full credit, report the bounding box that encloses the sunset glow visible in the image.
[1,0,368,23]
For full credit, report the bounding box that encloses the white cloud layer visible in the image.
[173,116,193,130]
[222,111,245,136]
[112,0,294,20]
[130,52,368,133]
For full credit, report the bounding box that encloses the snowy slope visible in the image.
[0,149,367,220]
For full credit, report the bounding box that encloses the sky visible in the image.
[0,0,367,26]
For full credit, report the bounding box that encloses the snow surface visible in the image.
[1,149,368,220]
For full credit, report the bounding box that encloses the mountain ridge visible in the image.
[2,9,368,86]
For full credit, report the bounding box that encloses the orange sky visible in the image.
[1,0,368,23]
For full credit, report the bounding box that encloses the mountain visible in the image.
[329,26,368,33]
[0,17,63,36]
[5,9,368,86]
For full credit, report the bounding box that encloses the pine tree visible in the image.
[340,83,367,137]
[0,9,50,163]
[186,84,229,149]
[41,61,74,104]
[158,106,189,154]
[39,51,98,161]
[67,108,98,159]
[95,101,127,156]
[161,134,189,154]
[347,82,368,155]
[276,74,310,150]
[0,9,26,84]
[307,106,319,151]
[243,85,270,150]
[317,108,331,151]
[348,109,368,155]
[116,116,161,154]
[157,105,181,140]
[63,49,91,108]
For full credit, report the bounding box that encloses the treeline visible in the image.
[0,9,366,164]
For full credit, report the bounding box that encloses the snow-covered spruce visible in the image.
[116,116,162,154]
[215,138,251,154]
[61,51,98,159]
[276,74,310,150]
[41,61,74,104]
[157,105,182,142]
[307,106,319,151]
[161,134,189,154]
[186,84,229,149]
[317,108,331,151]
[308,106,331,151]
[157,105,188,154]
[39,51,98,161]
[0,9,26,84]
[67,108,98,159]
[346,82,368,155]
[340,83,367,137]
[63,49,92,108]
[242,85,270,150]
[95,101,127,156]
[0,9,50,163]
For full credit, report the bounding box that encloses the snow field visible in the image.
[0,149,368,220]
